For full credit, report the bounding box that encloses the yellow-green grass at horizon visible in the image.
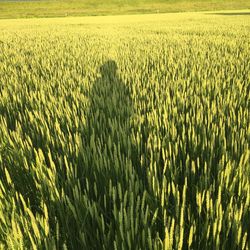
[0,8,250,24]
[0,0,250,19]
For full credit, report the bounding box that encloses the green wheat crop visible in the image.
[0,11,249,250]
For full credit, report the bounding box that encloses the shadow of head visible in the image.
[100,60,118,77]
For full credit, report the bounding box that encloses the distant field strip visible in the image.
[0,11,249,250]
[0,0,250,18]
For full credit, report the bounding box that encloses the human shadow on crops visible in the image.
[62,60,148,249]
[84,60,134,185]
[206,12,250,16]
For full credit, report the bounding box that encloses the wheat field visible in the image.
[0,11,249,249]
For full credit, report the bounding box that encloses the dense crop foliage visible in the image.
[0,12,249,250]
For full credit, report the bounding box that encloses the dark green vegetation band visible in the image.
[0,0,250,19]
